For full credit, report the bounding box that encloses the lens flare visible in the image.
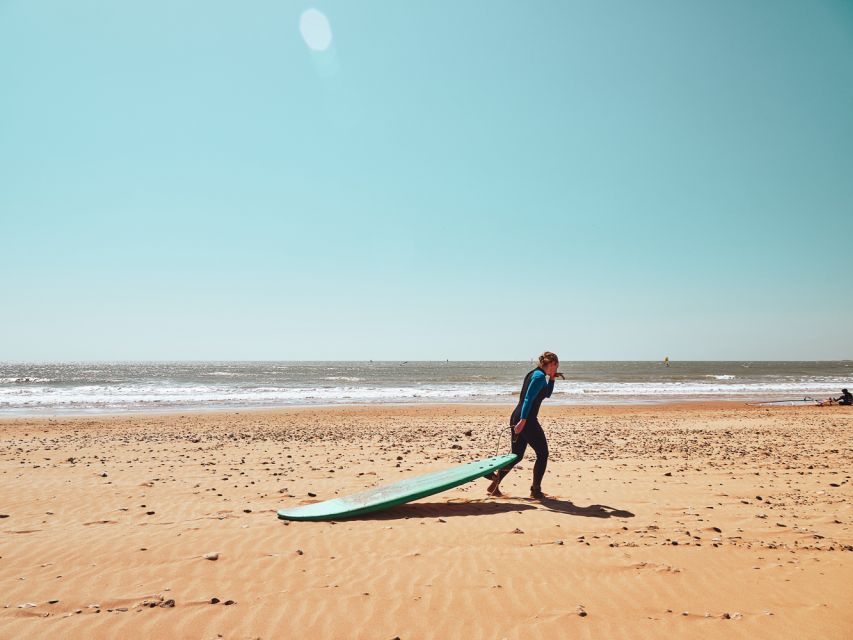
[300,9,332,52]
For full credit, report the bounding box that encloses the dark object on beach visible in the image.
[816,389,852,406]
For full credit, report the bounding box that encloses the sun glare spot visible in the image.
[300,9,333,52]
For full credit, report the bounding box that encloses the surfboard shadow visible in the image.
[345,500,539,521]
[537,497,635,519]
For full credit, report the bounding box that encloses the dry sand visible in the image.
[1,403,851,639]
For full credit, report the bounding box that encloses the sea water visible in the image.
[1,361,850,415]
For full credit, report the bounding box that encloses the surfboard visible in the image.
[277,453,517,521]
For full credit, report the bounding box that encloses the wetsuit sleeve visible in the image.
[520,371,546,419]
[544,377,555,398]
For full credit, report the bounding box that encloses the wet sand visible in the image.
[1,403,851,639]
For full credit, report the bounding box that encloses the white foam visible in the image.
[0,374,849,414]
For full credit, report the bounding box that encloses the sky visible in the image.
[1,1,852,361]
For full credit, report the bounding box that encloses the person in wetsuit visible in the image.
[486,351,561,500]
[837,389,852,406]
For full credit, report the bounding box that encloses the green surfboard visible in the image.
[277,453,517,521]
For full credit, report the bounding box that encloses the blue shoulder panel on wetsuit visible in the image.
[520,370,547,420]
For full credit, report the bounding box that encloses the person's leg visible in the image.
[525,422,549,492]
[487,427,527,494]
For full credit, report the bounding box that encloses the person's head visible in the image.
[538,351,559,376]
[843,388,849,394]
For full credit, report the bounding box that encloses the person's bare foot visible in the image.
[487,479,503,497]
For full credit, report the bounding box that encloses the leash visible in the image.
[494,425,520,456]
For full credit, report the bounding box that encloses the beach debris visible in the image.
[223,600,235,605]
[296,549,304,555]
[307,492,317,497]
[210,597,220,604]
[203,552,219,561]
[0,514,9,518]
[100,472,108,477]
[18,603,37,608]
[512,528,524,534]
[577,604,587,617]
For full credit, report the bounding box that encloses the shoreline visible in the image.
[0,396,835,421]
[1,400,847,431]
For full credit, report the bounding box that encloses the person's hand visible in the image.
[514,419,527,435]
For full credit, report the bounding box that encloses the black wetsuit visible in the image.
[839,391,853,406]
[497,367,554,488]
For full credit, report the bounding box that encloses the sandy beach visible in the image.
[1,403,851,639]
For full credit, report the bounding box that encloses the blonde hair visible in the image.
[538,351,559,367]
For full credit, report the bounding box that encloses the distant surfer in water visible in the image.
[486,351,562,500]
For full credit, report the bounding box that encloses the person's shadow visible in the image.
[537,496,634,519]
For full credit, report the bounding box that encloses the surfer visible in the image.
[486,351,561,500]
[818,389,852,406]
[823,388,852,406]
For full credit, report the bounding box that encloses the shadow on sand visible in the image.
[323,496,635,521]
[536,496,635,519]
[348,500,538,521]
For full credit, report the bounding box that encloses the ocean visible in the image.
[0,361,850,415]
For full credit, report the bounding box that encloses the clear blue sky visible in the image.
[1,1,851,361]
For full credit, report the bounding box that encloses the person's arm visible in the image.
[543,376,556,398]
[520,372,547,420]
